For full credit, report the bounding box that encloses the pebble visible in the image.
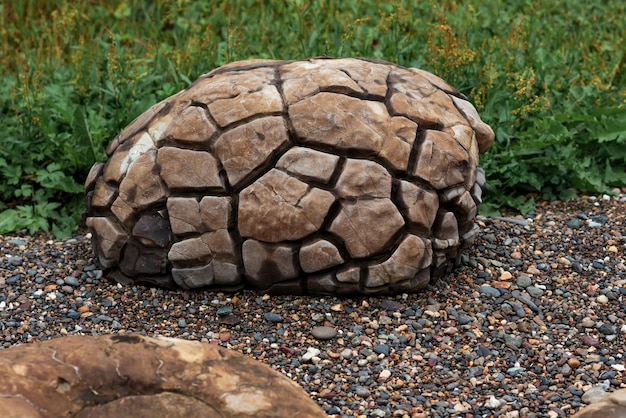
[1,193,625,417]
[311,326,337,340]
[264,312,283,323]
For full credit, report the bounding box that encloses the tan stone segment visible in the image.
[103,132,155,183]
[157,147,224,191]
[160,106,217,145]
[209,85,283,127]
[328,198,404,258]
[280,58,390,105]
[451,95,495,153]
[239,169,335,243]
[335,159,392,199]
[388,67,469,130]
[396,180,439,232]
[90,178,117,209]
[433,211,460,250]
[199,196,232,231]
[572,388,626,418]
[366,234,432,287]
[299,239,344,273]
[118,149,168,211]
[85,217,128,269]
[168,237,212,266]
[167,197,201,235]
[212,116,289,188]
[178,67,277,105]
[242,240,299,288]
[0,334,326,418]
[289,93,415,171]
[413,130,469,190]
[276,147,340,183]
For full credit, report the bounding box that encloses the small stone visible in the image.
[378,370,392,382]
[311,326,337,340]
[177,320,187,328]
[516,276,532,288]
[596,294,609,304]
[355,386,371,398]
[597,323,616,335]
[302,347,321,362]
[568,358,581,368]
[479,285,501,298]
[567,219,581,229]
[264,312,283,323]
[582,336,600,346]
[64,277,80,287]
[373,344,390,356]
[581,317,595,328]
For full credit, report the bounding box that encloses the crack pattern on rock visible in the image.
[85,57,494,295]
[0,334,327,418]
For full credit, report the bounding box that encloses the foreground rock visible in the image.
[85,57,494,294]
[0,334,326,418]
[573,389,626,418]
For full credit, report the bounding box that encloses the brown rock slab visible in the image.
[276,146,340,183]
[199,196,233,231]
[0,334,326,418]
[366,234,432,288]
[85,217,128,269]
[85,58,494,294]
[239,169,335,242]
[209,85,283,127]
[396,180,439,234]
[413,129,469,190]
[118,149,168,211]
[167,197,202,235]
[328,198,404,258]
[335,158,392,198]
[299,238,344,273]
[242,239,299,289]
[160,105,217,145]
[289,92,416,170]
[573,389,626,418]
[213,116,290,188]
[157,147,224,191]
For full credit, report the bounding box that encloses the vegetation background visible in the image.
[1,0,625,237]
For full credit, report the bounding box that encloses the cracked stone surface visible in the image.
[0,334,326,418]
[85,57,494,294]
[572,389,626,418]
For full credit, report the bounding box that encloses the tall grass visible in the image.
[1,0,624,236]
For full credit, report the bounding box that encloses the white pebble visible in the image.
[596,295,609,304]
[302,347,321,362]
[378,369,391,381]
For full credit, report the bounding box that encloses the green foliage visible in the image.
[0,0,624,236]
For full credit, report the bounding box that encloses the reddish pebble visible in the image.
[582,336,599,346]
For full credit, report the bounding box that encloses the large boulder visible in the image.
[0,334,326,418]
[85,57,494,294]
[572,389,626,418]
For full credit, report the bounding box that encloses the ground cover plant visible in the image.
[1,0,625,237]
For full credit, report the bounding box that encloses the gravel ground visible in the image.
[1,192,625,417]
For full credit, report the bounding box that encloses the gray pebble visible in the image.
[516,275,532,288]
[373,344,390,356]
[355,386,371,398]
[526,286,544,297]
[479,285,501,298]
[597,323,616,335]
[504,334,523,349]
[264,312,283,323]
[64,277,79,286]
[311,326,337,340]
[178,319,187,328]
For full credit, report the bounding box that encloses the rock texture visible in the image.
[85,57,494,294]
[0,334,326,418]
[573,389,626,418]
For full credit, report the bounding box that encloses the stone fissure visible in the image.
[85,58,494,295]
